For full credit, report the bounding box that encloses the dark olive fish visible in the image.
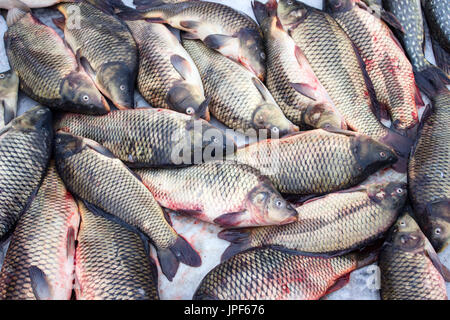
[75,202,159,300]
[0,106,53,240]
[383,0,449,97]
[379,209,449,300]
[408,89,450,252]
[0,0,75,9]
[55,1,138,110]
[194,247,377,300]
[0,70,19,129]
[54,132,201,281]
[5,8,109,114]
[252,0,346,131]
[277,0,412,164]
[118,0,266,80]
[124,19,209,119]
[325,0,422,137]
[220,180,406,261]
[0,163,79,300]
[54,108,235,167]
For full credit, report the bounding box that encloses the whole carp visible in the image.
[135,161,298,227]
[277,0,412,163]
[55,1,138,110]
[234,129,398,195]
[54,132,201,281]
[408,89,450,252]
[5,8,109,114]
[0,163,79,300]
[383,0,449,96]
[252,0,346,131]
[75,202,159,300]
[54,109,235,167]
[0,70,19,129]
[220,180,406,261]
[193,247,377,300]
[0,105,53,240]
[182,38,298,137]
[325,0,421,137]
[379,209,449,300]
[119,0,266,80]
[125,19,208,118]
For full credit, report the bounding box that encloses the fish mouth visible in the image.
[239,57,264,81]
[101,96,111,112]
[202,109,211,122]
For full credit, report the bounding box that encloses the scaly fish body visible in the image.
[252,0,346,131]
[125,20,208,118]
[194,248,373,300]
[182,38,298,137]
[234,129,398,195]
[379,210,448,300]
[0,163,79,300]
[75,202,159,300]
[383,0,449,96]
[0,106,52,240]
[54,132,200,281]
[135,161,298,227]
[0,70,19,129]
[54,109,235,167]
[408,90,450,252]
[0,0,70,9]
[122,0,266,80]
[325,0,420,135]
[220,180,406,261]
[5,9,109,114]
[57,2,138,110]
[277,0,411,160]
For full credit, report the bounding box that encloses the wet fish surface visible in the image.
[0,70,19,129]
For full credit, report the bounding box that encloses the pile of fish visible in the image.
[0,0,448,300]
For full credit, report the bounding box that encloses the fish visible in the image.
[5,7,110,115]
[0,163,79,300]
[75,202,159,300]
[55,1,138,110]
[408,89,450,252]
[422,0,450,75]
[383,0,449,97]
[325,0,422,138]
[54,132,201,281]
[0,70,19,129]
[233,129,398,195]
[219,180,407,262]
[124,19,209,119]
[0,0,75,9]
[193,247,378,300]
[54,108,236,167]
[0,105,53,240]
[134,161,298,227]
[276,0,413,165]
[252,0,346,131]
[379,208,449,300]
[118,0,266,80]
[182,38,299,137]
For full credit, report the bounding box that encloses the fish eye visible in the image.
[271,127,279,134]
[82,95,90,102]
[120,85,126,91]
[396,188,403,194]
[379,151,386,158]
[275,199,284,208]
[0,74,4,79]
[36,109,46,115]
[435,228,441,235]
[56,138,61,143]
[186,107,194,115]
[287,0,293,5]
[260,52,266,60]
[399,220,406,226]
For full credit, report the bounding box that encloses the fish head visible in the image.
[0,70,19,95]
[421,200,450,253]
[61,71,110,115]
[167,82,210,120]
[54,131,84,160]
[303,102,347,130]
[96,62,135,110]
[247,182,298,226]
[351,135,398,174]
[237,28,266,81]
[387,210,426,253]
[252,103,299,137]
[12,105,52,134]
[277,0,310,27]
[368,181,407,211]
[323,0,355,13]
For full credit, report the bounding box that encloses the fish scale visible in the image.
[75,202,159,300]
[193,248,360,300]
[0,163,79,300]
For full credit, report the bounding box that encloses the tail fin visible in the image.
[218,228,253,262]
[413,64,450,97]
[157,235,201,281]
[251,0,277,26]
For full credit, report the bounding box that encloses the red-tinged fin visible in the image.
[52,17,66,31]
[203,34,234,50]
[289,82,318,101]
[424,238,450,282]
[213,212,246,227]
[414,65,450,97]
[66,227,76,259]
[170,54,192,81]
[324,274,351,296]
[29,266,52,300]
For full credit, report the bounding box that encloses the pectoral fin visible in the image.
[29,266,52,300]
